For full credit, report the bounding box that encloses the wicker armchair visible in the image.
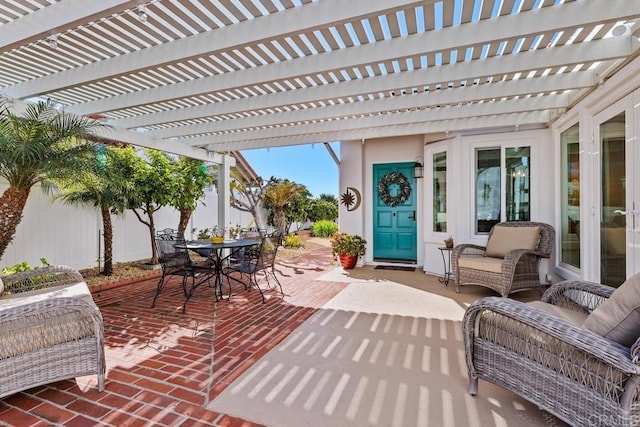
[451,221,555,297]
[0,265,105,398]
[463,279,640,426]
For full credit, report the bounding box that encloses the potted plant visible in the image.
[444,235,454,248]
[330,232,366,269]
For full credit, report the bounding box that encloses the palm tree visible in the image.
[264,179,304,237]
[0,99,103,261]
[56,146,130,276]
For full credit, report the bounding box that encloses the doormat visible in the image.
[374,265,416,272]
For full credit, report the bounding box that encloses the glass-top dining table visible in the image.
[180,238,261,300]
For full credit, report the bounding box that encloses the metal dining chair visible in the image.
[153,236,214,312]
[225,236,283,303]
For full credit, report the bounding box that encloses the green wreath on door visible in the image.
[377,172,411,207]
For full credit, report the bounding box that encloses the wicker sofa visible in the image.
[463,277,640,426]
[0,265,105,398]
[451,221,555,297]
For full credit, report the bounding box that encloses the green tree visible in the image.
[264,179,305,237]
[56,146,131,276]
[0,99,103,261]
[319,193,338,205]
[307,199,338,222]
[168,158,214,236]
[123,148,174,265]
[285,185,312,232]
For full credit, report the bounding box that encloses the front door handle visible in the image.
[409,211,416,220]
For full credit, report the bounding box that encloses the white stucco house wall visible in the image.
[338,53,640,288]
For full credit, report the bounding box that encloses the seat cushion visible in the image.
[528,301,588,326]
[458,255,503,273]
[0,282,97,360]
[582,273,640,347]
[485,226,541,258]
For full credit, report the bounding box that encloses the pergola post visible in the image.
[217,154,232,237]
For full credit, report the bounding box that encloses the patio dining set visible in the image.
[153,227,283,312]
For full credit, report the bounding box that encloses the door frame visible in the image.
[588,94,637,283]
[372,162,419,263]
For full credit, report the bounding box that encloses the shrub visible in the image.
[192,227,211,239]
[2,258,50,276]
[283,234,303,248]
[307,199,338,222]
[330,232,366,256]
[312,220,338,237]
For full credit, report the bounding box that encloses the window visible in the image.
[505,147,530,221]
[433,152,447,232]
[561,124,580,268]
[475,146,531,233]
[476,149,501,233]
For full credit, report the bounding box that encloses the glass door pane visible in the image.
[561,124,580,268]
[600,112,626,286]
[433,152,447,232]
[476,149,501,233]
[505,147,530,221]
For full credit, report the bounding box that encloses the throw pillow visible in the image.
[0,276,3,296]
[484,226,541,258]
[582,273,640,347]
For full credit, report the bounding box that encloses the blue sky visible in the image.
[241,142,340,198]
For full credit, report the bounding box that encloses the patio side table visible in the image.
[438,247,453,286]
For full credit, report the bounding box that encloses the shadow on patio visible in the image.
[0,247,565,426]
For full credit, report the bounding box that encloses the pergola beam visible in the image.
[0,0,137,51]
[92,127,229,164]
[3,0,425,99]
[191,96,564,147]
[148,72,592,139]
[43,1,640,116]
[1,96,225,164]
[111,38,613,130]
[205,111,551,152]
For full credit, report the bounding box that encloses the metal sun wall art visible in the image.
[340,187,361,211]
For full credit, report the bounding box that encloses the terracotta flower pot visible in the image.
[339,254,358,269]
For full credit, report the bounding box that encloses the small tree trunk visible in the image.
[252,206,266,232]
[147,202,158,264]
[177,208,192,238]
[0,186,31,261]
[101,206,114,276]
[274,208,286,237]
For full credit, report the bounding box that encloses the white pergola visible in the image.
[1,0,639,162]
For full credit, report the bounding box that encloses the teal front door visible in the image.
[373,162,417,262]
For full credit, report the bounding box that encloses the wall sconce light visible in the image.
[413,156,424,179]
[137,5,148,22]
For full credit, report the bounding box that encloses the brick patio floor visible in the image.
[0,247,347,426]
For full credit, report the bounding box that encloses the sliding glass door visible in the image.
[593,93,639,287]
